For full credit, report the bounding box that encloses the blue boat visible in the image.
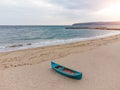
[51,61,82,80]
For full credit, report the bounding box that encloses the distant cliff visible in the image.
[65,21,120,30]
[72,21,120,26]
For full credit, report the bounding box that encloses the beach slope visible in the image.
[0,35,120,90]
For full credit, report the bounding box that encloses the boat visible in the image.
[51,61,82,80]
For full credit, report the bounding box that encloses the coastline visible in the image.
[1,29,119,53]
[65,26,120,30]
[0,33,120,69]
[0,31,120,52]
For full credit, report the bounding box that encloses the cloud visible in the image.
[47,0,111,11]
[0,0,119,25]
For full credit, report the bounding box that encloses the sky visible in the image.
[0,0,120,25]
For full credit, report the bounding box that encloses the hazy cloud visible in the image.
[0,0,119,25]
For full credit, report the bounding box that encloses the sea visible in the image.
[0,25,120,52]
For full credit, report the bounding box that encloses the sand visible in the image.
[0,34,120,90]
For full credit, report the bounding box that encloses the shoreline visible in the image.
[0,33,120,69]
[0,31,120,52]
[65,27,120,30]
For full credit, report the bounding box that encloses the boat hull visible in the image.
[51,61,82,80]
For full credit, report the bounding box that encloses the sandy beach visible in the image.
[0,34,120,90]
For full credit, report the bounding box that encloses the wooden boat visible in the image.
[51,61,82,80]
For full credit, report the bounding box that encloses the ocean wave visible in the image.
[17,36,55,40]
[0,31,120,52]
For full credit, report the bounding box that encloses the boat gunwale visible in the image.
[51,61,82,76]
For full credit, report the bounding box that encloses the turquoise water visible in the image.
[0,25,120,52]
